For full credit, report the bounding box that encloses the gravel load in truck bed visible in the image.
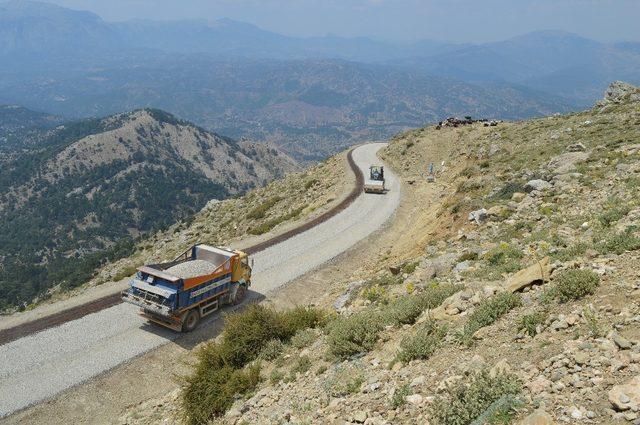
[165,260,218,279]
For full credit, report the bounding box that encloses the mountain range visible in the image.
[2,1,639,158]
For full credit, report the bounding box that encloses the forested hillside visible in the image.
[0,105,62,149]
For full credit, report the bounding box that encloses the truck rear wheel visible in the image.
[182,309,200,332]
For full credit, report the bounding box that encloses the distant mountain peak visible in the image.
[0,0,101,19]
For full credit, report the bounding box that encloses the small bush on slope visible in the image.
[554,269,600,302]
[517,310,547,337]
[396,320,447,363]
[473,243,523,280]
[245,195,282,220]
[326,311,386,359]
[430,370,521,425]
[181,304,324,424]
[384,284,463,326]
[291,328,317,349]
[597,229,640,255]
[258,339,284,361]
[458,292,522,346]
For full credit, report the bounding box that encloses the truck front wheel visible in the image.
[233,285,247,305]
[182,309,200,332]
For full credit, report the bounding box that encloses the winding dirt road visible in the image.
[0,143,401,418]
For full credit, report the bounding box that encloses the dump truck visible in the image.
[364,165,385,194]
[121,244,252,332]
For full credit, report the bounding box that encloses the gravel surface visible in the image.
[0,143,401,418]
[165,260,217,279]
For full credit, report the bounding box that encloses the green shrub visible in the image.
[180,304,324,424]
[551,242,588,262]
[583,307,605,337]
[281,306,327,334]
[429,370,521,425]
[419,284,465,309]
[259,339,284,361]
[304,178,319,189]
[291,328,317,349]
[597,229,640,255]
[112,264,138,282]
[326,311,385,359]
[248,207,305,235]
[396,320,447,363]
[402,261,419,274]
[459,292,522,346]
[492,182,525,200]
[517,311,547,337]
[270,369,284,385]
[291,355,312,375]
[362,285,388,303]
[246,196,282,220]
[384,295,425,325]
[474,244,523,280]
[598,204,631,227]
[554,269,600,302]
[181,362,260,425]
[458,251,478,262]
[457,179,482,193]
[367,273,403,286]
[485,244,523,266]
[384,284,462,326]
[391,384,410,409]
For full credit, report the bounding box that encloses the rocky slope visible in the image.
[0,108,296,310]
[120,81,640,425]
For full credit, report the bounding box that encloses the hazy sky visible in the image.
[47,0,640,42]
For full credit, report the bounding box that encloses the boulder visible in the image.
[524,179,552,193]
[453,260,471,273]
[352,410,368,423]
[518,409,555,425]
[487,205,508,220]
[613,334,633,350]
[406,394,424,405]
[547,151,589,174]
[528,375,552,393]
[511,192,526,202]
[469,208,488,224]
[603,81,640,104]
[503,257,550,293]
[609,376,640,411]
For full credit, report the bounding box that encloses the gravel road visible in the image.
[0,143,400,417]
